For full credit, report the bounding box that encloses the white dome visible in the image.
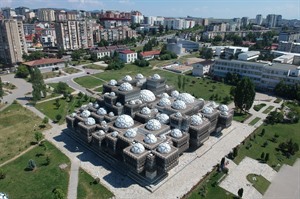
[161,93,170,98]
[131,143,145,154]
[109,92,116,97]
[115,114,134,128]
[108,79,117,86]
[81,110,91,118]
[177,93,194,104]
[108,112,115,117]
[219,104,229,112]
[111,131,119,137]
[119,82,133,91]
[85,117,96,125]
[71,112,76,117]
[210,101,219,108]
[93,103,99,109]
[172,100,187,110]
[202,106,213,114]
[135,73,144,79]
[158,97,171,107]
[221,111,229,116]
[140,89,156,102]
[190,115,203,126]
[198,98,204,101]
[123,75,133,82]
[97,108,107,115]
[116,102,122,107]
[175,112,182,117]
[170,129,183,138]
[141,107,151,115]
[88,102,93,107]
[157,143,172,154]
[135,99,143,104]
[100,121,107,126]
[96,130,105,136]
[124,128,137,138]
[156,113,169,124]
[129,100,136,105]
[146,119,161,131]
[152,74,161,80]
[171,90,179,98]
[144,133,158,144]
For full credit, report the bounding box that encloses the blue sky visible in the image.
[1,0,299,19]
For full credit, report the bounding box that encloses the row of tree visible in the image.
[274,81,300,101]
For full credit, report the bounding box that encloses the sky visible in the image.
[1,0,300,19]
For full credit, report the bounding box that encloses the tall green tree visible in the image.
[31,67,47,102]
[234,77,255,112]
[0,77,3,99]
[238,188,244,198]
[15,65,30,78]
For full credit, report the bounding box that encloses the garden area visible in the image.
[63,67,81,74]
[246,174,270,194]
[77,169,114,199]
[233,111,251,123]
[249,117,261,126]
[0,103,50,164]
[262,106,275,114]
[253,103,266,112]
[0,141,70,199]
[83,64,107,70]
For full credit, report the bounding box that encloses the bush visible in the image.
[0,169,6,179]
[56,114,62,122]
[27,159,37,170]
[42,117,49,124]
[93,177,100,184]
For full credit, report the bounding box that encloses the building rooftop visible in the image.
[119,50,135,54]
[140,50,161,57]
[23,58,65,67]
[239,51,260,57]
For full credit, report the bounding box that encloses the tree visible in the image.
[57,49,64,59]
[15,65,30,78]
[54,82,68,94]
[238,188,244,198]
[212,35,223,45]
[56,114,62,122]
[69,95,74,102]
[52,188,65,199]
[0,77,3,99]
[177,75,182,89]
[34,131,44,144]
[90,53,98,62]
[46,155,51,165]
[260,152,265,160]
[234,77,255,112]
[43,117,49,124]
[55,98,60,109]
[200,47,213,59]
[31,67,47,102]
[27,159,37,170]
[265,153,270,162]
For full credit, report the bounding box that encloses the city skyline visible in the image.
[1,0,300,19]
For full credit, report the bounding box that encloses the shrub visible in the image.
[93,177,100,184]
[42,117,49,124]
[0,169,6,179]
[27,159,37,170]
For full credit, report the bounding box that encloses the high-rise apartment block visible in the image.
[37,9,55,22]
[255,14,263,25]
[15,7,30,16]
[0,19,27,65]
[2,8,16,19]
[241,17,249,28]
[266,14,282,28]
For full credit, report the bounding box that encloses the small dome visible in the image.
[123,75,133,82]
[158,97,171,107]
[157,143,172,154]
[108,79,117,86]
[153,108,159,113]
[170,129,183,138]
[108,112,115,117]
[81,110,91,118]
[115,114,134,128]
[71,112,76,117]
[172,100,186,110]
[159,134,167,140]
[100,121,107,126]
[97,108,107,115]
[165,85,169,88]
[135,73,144,79]
[119,82,133,91]
[85,117,96,125]
[141,107,151,115]
[161,93,170,98]
[88,102,93,107]
[202,106,213,114]
[93,103,99,109]
[171,90,179,98]
[140,89,156,102]
[146,119,161,131]
[144,134,157,144]
[116,102,122,107]
[175,112,182,117]
[81,104,88,110]
[135,99,143,104]
[156,113,169,124]
[152,74,161,80]
[97,130,105,136]
[124,128,137,138]
[109,92,116,97]
[177,93,194,104]
[221,111,229,116]
[129,100,135,105]
[190,115,203,126]
[198,98,204,101]
[111,131,119,137]
[131,143,145,154]
[219,104,229,112]
[210,101,219,108]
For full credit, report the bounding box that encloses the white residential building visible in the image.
[164,18,185,30]
[37,9,55,22]
[119,50,137,63]
[192,60,214,76]
[91,47,111,59]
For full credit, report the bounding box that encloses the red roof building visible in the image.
[23,58,65,70]
[140,50,161,60]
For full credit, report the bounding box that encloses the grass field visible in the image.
[246,174,270,194]
[253,103,266,112]
[47,83,75,94]
[83,64,107,70]
[74,76,104,89]
[77,169,114,199]
[35,95,92,124]
[42,71,65,79]
[249,117,261,126]
[262,106,275,114]
[233,122,300,171]
[233,111,251,123]
[63,67,81,74]
[0,141,70,199]
[185,168,236,199]
[0,103,50,164]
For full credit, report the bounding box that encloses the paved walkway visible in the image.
[220,157,277,199]
[263,159,300,199]
[68,160,80,199]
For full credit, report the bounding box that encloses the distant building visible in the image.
[119,50,137,63]
[278,41,300,53]
[255,14,263,25]
[214,46,248,59]
[2,7,16,19]
[192,60,214,76]
[37,9,55,22]
[55,10,67,22]
[23,58,65,71]
[15,7,30,16]
[131,11,144,24]
[25,11,35,21]
[93,26,136,43]
[273,54,294,64]
[278,32,300,42]
[241,17,249,27]
[238,51,260,61]
[164,18,193,30]
[90,47,111,59]
[266,14,282,28]
[167,38,199,53]
[140,50,160,60]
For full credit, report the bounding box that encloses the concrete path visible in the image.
[0,145,37,167]
[263,159,300,199]
[67,160,80,199]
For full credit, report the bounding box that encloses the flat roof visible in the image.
[239,51,260,57]
[23,58,64,67]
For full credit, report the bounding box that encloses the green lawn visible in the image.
[0,141,70,199]
[42,71,65,79]
[185,168,236,199]
[233,111,251,123]
[71,60,92,66]
[35,95,92,124]
[74,76,104,89]
[0,103,50,164]
[83,64,107,70]
[249,117,261,126]
[47,83,75,94]
[246,174,271,194]
[234,122,300,171]
[262,106,275,114]
[77,169,114,199]
[253,103,266,111]
[93,86,103,93]
[63,67,81,74]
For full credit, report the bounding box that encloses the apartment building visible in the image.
[15,7,30,16]
[255,14,263,25]
[93,26,136,43]
[2,8,16,19]
[55,20,94,50]
[0,19,28,65]
[278,41,300,53]
[266,14,282,28]
[213,59,300,89]
[279,32,300,42]
[164,18,185,30]
[37,9,55,22]
[119,50,137,63]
